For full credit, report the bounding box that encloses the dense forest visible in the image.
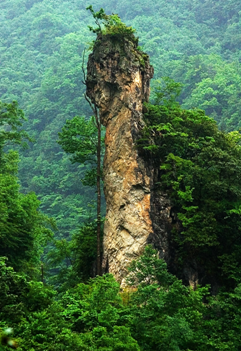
[1,0,241,350]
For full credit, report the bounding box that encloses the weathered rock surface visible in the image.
[86,34,172,284]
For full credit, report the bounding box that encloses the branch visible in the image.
[83,93,100,128]
[82,48,101,129]
[82,48,87,85]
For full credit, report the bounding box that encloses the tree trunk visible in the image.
[96,113,102,276]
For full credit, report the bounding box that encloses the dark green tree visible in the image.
[139,85,241,288]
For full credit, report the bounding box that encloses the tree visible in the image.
[0,100,29,155]
[171,54,241,130]
[61,274,140,351]
[126,246,208,351]
[139,84,241,288]
[45,221,100,291]
[58,116,105,276]
[0,100,53,274]
[0,257,55,325]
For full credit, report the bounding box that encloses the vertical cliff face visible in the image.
[86,34,171,284]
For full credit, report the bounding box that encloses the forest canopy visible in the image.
[1,1,241,350]
[1,0,241,240]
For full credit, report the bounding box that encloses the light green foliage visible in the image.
[171,55,241,130]
[0,256,80,351]
[0,162,51,273]
[58,116,105,187]
[18,302,85,351]
[57,115,105,281]
[0,101,53,273]
[151,77,183,106]
[5,272,139,351]
[0,101,30,151]
[126,246,208,351]
[87,5,136,40]
[61,274,140,350]
[0,5,95,242]
[0,257,30,326]
[46,221,101,291]
[45,238,75,291]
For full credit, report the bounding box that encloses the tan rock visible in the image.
[86,34,171,285]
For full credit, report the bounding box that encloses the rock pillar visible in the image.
[86,34,170,284]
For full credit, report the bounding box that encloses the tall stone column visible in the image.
[86,34,170,284]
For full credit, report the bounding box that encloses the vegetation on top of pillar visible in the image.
[86,6,136,43]
[86,6,150,71]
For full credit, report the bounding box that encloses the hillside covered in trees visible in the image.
[1,0,241,350]
[1,0,241,239]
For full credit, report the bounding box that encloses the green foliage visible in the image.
[202,284,241,350]
[126,246,208,351]
[72,222,101,281]
[2,3,241,349]
[58,116,104,186]
[18,302,84,351]
[0,100,53,273]
[0,328,18,350]
[140,86,241,287]
[4,243,241,351]
[0,257,54,325]
[0,257,82,351]
[86,5,136,39]
[3,272,139,351]
[126,246,241,350]
[46,221,102,291]
[0,161,52,273]
[171,55,241,131]
[1,0,241,253]
[151,77,183,107]
[0,101,30,152]
[57,115,105,281]
[0,257,29,326]
[61,274,140,350]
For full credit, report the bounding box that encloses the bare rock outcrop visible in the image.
[86,34,172,284]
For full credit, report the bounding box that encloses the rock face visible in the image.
[86,34,172,284]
